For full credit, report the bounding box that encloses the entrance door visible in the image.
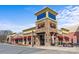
[38,33,45,46]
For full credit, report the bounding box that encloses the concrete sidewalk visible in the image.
[35,46,79,53]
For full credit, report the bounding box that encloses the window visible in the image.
[18,39,22,42]
[28,36,31,44]
[37,22,45,29]
[48,12,56,20]
[50,23,56,28]
[37,12,46,20]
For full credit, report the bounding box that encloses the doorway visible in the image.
[37,32,45,46]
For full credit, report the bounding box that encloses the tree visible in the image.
[0,30,13,43]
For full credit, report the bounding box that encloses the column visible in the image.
[45,32,51,46]
[31,35,34,47]
[27,37,29,46]
[36,35,40,46]
[63,34,65,46]
[22,38,25,45]
[26,38,28,45]
[55,37,58,46]
[51,33,55,45]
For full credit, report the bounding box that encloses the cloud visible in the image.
[57,6,79,29]
[0,20,35,33]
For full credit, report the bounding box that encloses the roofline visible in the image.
[61,28,69,31]
[35,7,58,16]
[23,27,36,32]
[35,18,57,24]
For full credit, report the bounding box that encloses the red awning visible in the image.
[24,36,27,39]
[15,37,23,40]
[64,36,69,41]
[28,36,31,38]
[57,35,63,41]
[58,35,63,39]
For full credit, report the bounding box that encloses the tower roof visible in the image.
[35,7,58,16]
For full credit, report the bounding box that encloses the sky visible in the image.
[0,5,79,32]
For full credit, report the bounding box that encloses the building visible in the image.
[7,7,58,46]
[57,28,71,46]
[7,7,78,47]
[63,25,79,45]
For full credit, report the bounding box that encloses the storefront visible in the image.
[7,7,76,47]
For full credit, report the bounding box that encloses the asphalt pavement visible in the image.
[0,43,79,54]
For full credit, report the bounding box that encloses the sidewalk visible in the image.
[35,46,79,53]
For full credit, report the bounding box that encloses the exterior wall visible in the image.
[23,33,33,46]
[68,32,78,44]
[7,35,15,44]
[7,34,32,46]
[58,31,79,45]
[74,32,79,43]
[36,18,57,46]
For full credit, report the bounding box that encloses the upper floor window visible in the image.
[50,23,56,28]
[48,12,56,20]
[37,22,45,29]
[37,12,46,20]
